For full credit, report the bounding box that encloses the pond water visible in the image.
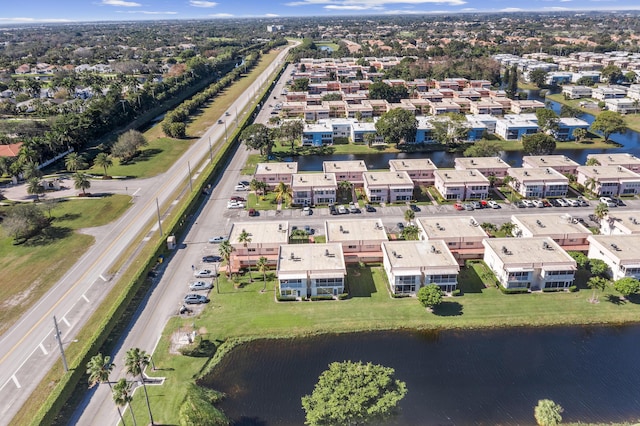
[201,326,640,426]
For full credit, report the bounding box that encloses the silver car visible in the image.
[194,269,216,278]
[189,281,213,291]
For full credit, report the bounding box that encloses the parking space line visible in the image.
[39,343,48,355]
[82,294,90,303]
[61,317,70,327]
[11,375,20,389]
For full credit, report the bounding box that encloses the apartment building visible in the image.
[454,157,510,181]
[323,160,368,186]
[388,158,438,185]
[587,235,640,281]
[363,171,414,203]
[254,162,297,188]
[417,216,489,263]
[229,221,289,272]
[511,214,592,251]
[433,169,490,200]
[576,166,640,197]
[506,167,569,198]
[522,155,580,175]
[291,173,337,206]
[325,218,388,263]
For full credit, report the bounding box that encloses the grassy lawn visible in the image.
[247,192,279,210]
[241,154,262,175]
[142,263,640,424]
[0,195,131,334]
[84,49,283,179]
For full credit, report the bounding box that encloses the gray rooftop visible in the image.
[322,160,368,173]
[291,173,337,188]
[418,216,489,239]
[255,162,298,175]
[483,237,576,266]
[363,171,414,186]
[383,240,459,271]
[277,243,346,274]
[434,169,490,184]
[586,153,640,166]
[512,214,592,237]
[588,235,640,262]
[229,221,289,245]
[326,218,388,243]
[508,167,568,182]
[522,155,580,168]
[576,166,640,180]
[454,156,510,170]
[388,158,437,171]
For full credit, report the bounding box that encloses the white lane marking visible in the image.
[11,375,20,389]
[39,343,48,355]
[82,294,90,303]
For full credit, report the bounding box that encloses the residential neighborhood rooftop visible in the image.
[587,235,640,261]
[322,160,368,173]
[277,243,346,273]
[576,165,640,179]
[522,155,580,168]
[586,153,640,166]
[291,173,338,188]
[382,240,459,271]
[363,171,413,186]
[255,162,298,174]
[454,156,510,170]
[229,221,290,245]
[483,237,576,266]
[433,169,490,183]
[508,167,568,181]
[605,211,640,234]
[417,216,489,239]
[325,218,388,243]
[512,214,592,237]
[388,158,437,171]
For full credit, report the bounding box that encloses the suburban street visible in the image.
[0,44,293,425]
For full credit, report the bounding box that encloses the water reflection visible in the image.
[201,326,640,425]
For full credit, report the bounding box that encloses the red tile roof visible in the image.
[0,142,23,157]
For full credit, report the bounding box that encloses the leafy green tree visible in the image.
[368,81,393,102]
[375,108,417,147]
[274,182,292,206]
[94,152,113,178]
[589,259,609,277]
[249,178,267,195]
[73,172,91,195]
[572,128,587,142]
[590,111,626,142]
[594,202,609,220]
[64,152,87,172]
[586,158,600,166]
[2,203,48,241]
[279,120,304,155]
[613,277,640,297]
[568,251,589,269]
[536,108,559,133]
[417,284,443,308]
[401,225,420,241]
[534,399,563,426]
[301,361,407,426]
[87,354,126,426]
[463,140,501,157]
[404,208,415,223]
[529,69,548,88]
[522,133,556,156]
[240,123,273,157]
[506,65,518,99]
[22,161,42,180]
[338,180,353,202]
[587,276,608,303]
[601,64,623,84]
[178,383,228,426]
[111,130,148,163]
[560,104,583,118]
[499,221,516,236]
[113,378,137,426]
[257,256,269,292]
[26,177,44,201]
[364,132,377,147]
[321,93,342,101]
[575,76,596,87]
[292,77,309,92]
[125,348,154,426]
[432,116,469,146]
[625,71,637,83]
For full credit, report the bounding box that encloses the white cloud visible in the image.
[543,6,570,10]
[118,10,178,14]
[101,0,141,6]
[325,4,383,9]
[383,9,448,14]
[0,17,74,22]
[500,7,524,12]
[264,13,280,17]
[189,1,218,7]
[461,7,476,10]
[287,0,466,7]
[209,13,234,17]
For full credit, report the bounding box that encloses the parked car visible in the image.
[479,200,488,208]
[189,281,213,291]
[409,204,420,212]
[329,204,338,215]
[230,196,246,202]
[217,119,223,124]
[464,203,474,211]
[522,199,534,208]
[184,294,209,304]
[397,222,405,231]
[304,225,315,235]
[208,235,228,244]
[365,204,376,212]
[542,199,552,208]
[599,197,617,207]
[337,205,348,214]
[532,199,544,208]
[194,269,216,278]
[234,184,248,191]
[302,206,312,216]
[515,201,526,208]
[202,255,222,263]
[227,201,245,209]
[487,200,500,209]
[349,202,360,213]
[471,201,482,210]
[248,208,259,217]
[556,198,569,207]
[548,198,561,207]
[612,197,626,206]
[453,203,465,211]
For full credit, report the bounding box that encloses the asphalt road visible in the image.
[0,44,293,425]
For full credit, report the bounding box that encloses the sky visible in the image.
[1,0,640,23]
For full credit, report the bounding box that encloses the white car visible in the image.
[556,198,569,207]
[302,206,312,216]
[599,197,617,207]
[532,199,544,208]
[521,199,534,208]
[194,269,216,278]
[208,235,228,244]
[189,281,213,291]
[227,201,245,209]
[487,200,500,209]
[234,184,248,191]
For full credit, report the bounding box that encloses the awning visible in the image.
[310,272,345,279]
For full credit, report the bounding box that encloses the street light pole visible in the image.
[224,121,228,142]
[214,263,219,294]
[53,316,68,372]
[156,197,163,237]
[187,161,193,192]
[208,137,213,163]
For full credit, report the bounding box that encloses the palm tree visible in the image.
[257,256,268,292]
[401,225,420,241]
[73,172,91,195]
[587,276,608,303]
[502,175,515,202]
[585,158,600,166]
[573,128,587,142]
[274,182,292,206]
[26,177,44,201]
[594,202,609,221]
[499,222,516,236]
[87,353,126,426]
[584,177,597,195]
[238,229,253,281]
[22,161,42,180]
[218,240,234,278]
[124,348,154,425]
[113,378,137,426]
[94,152,113,178]
[404,208,415,224]
[249,178,267,196]
[338,180,353,203]
[64,152,87,172]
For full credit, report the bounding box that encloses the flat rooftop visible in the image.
[454,156,510,170]
[588,235,640,261]
[605,211,640,234]
[484,237,576,266]
[418,216,488,239]
[522,155,580,168]
[363,171,413,186]
[576,166,640,180]
[512,214,592,237]
[434,169,490,184]
[507,167,568,182]
[383,241,459,271]
[229,221,289,245]
[388,158,437,171]
[255,162,298,175]
[322,160,368,173]
[586,153,640,166]
[291,173,337,188]
[278,243,346,273]
[326,218,388,243]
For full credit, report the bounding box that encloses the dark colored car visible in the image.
[397,222,405,231]
[612,197,626,206]
[230,196,246,202]
[248,208,259,217]
[549,199,561,207]
[409,204,420,212]
[365,204,376,212]
[329,204,338,215]
[202,255,222,263]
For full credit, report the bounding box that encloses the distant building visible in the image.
[576,166,640,197]
[586,153,640,172]
[587,235,640,281]
[266,25,285,32]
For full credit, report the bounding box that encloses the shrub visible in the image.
[568,285,578,292]
[452,289,462,297]
[338,293,349,300]
[542,287,563,293]
[498,286,529,294]
[310,295,334,301]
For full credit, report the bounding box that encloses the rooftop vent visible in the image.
[340,225,344,233]
[290,252,295,260]
[536,219,545,228]
[541,158,546,163]
[546,168,551,174]
[542,241,552,250]
[501,245,510,255]
[325,249,330,256]
[278,224,282,231]
[265,166,270,171]
[470,218,478,227]
[524,170,529,176]
[630,217,638,225]
[430,245,437,253]
[470,159,475,165]
[611,243,621,251]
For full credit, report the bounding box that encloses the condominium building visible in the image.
[229,221,290,272]
[323,160,368,186]
[254,162,297,188]
[506,167,569,198]
[587,235,640,281]
[454,156,510,181]
[433,169,490,200]
[576,166,640,197]
[325,218,388,263]
[522,155,580,176]
[388,158,438,185]
[417,216,489,262]
[511,214,592,251]
[291,173,337,206]
[363,171,414,203]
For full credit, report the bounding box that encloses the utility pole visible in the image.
[224,120,228,142]
[208,137,213,163]
[187,161,193,192]
[53,316,68,372]
[215,263,219,294]
[156,197,163,237]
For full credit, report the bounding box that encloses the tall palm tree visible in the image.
[26,177,44,201]
[587,276,608,303]
[87,353,126,426]
[584,177,597,195]
[218,240,234,278]
[274,182,292,206]
[257,256,268,292]
[22,161,42,180]
[401,225,420,241]
[238,229,253,281]
[124,348,154,425]
[73,172,91,195]
[338,180,353,203]
[404,208,415,224]
[113,378,137,426]
[249,178,267,196]
[502,175,515,202]
[594,202,609,221]
[64,153,87,172]
[94,152,113,178]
